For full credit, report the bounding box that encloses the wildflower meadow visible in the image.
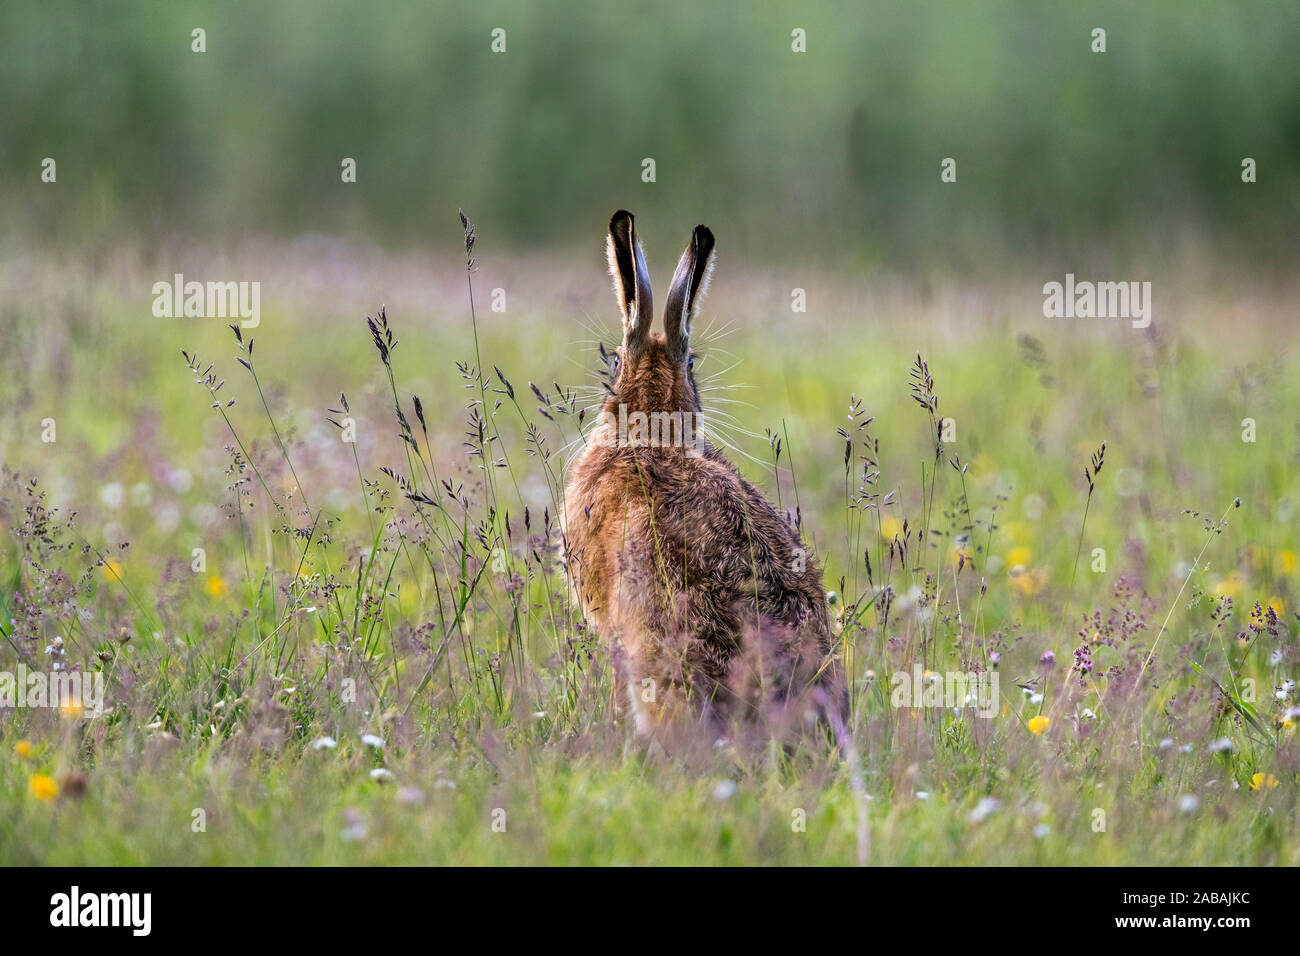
[1,2,1297,876]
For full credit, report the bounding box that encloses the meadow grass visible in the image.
[0,237,1296,865]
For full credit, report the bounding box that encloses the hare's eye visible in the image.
[612,355,620,372]
[688,354,696,369]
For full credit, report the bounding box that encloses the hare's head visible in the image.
[603,210,715,418]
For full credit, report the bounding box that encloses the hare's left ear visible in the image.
[606,210,653,358]
[663,224,715,363]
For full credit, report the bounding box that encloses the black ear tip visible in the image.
[693,224,715,252]
[610,209,635,232]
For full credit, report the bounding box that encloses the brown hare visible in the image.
[563,210,844,736]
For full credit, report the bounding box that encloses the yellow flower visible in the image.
[1007,546,1032,568]
[1266,596,1285,618]
[101,558,123,582]
[1250,773,1279,791]
[948,544,971,567]
[1027,715,1050,735]
[1004,521,1034,545]
[1209,572,1245,601]
[205,575,227,598]
[880,515,903,541]
[29,773,59,801]
[1275,550,1297,576]
[14,740,32,759]
[1011,568,1047,596]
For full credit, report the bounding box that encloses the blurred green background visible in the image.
[2,0,1298,271]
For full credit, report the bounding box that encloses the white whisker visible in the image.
[695,315,740,344]
[703,430,767,466]
[697,358,744,381]
[698,392,758,405]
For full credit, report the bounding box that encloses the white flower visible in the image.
[130,483,152,508]
[1158,738,1174,750]
[153,502,181,533]
[1208,737,1235,753]
[1032,823,1051,838]
[969,797,1001,823]
[99,483,125,509]
[915,791,930,800]
[1178,794,1198,813]
[360,733,384,749]
[167,468,194,493]
[713,780,737,800]
[369,768,394,781]
[340,809,367,841]
[312,736,337,750]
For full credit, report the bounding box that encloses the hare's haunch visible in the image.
[563,210,844,734]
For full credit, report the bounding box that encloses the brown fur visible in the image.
[563,211,843,735]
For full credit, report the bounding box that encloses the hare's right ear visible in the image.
[663,224,715,364]
[606,210,653,356]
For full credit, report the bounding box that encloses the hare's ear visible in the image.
[606,210,653,356]
[663,224,715,363]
